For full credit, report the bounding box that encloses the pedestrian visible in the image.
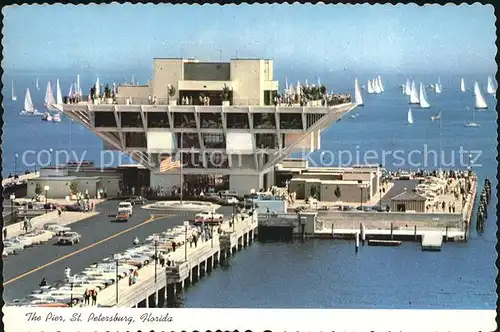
[193,234,198,248]
[84,289,90,306]
[128,275,133,286]
[159,253,165,267]
[172,241,176,252]
[3,228,7,239]
[452,202,456,213]
[91,289,97,306]
[58,208,62,217]
[448,205,452,213]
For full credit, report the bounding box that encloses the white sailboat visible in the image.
[20,88,41,115]
[430,112,441,122]
[409,81,420,104]
[473,81,488,109]
[44,81,57,110]
[404,78,412,96]
[36,77,40,90]
[354,78,363,106]
[367,80,375,94]
[52,113,61,123]
[419,82,430,108]
[465,106,480,127]
[11,80,17,101]
[407,108,414,124]
[486,76,496,95]
[377,75,384,92]
[460,78,466,92]
[76,74,81,97]
[435,77,442,94]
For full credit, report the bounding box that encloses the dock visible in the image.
[367,240,401,247]
[421,231,443,251]
[2,172,40,187]
[95,212,257,308]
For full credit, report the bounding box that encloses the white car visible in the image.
[222,196,239,205]
[117,202,133,216]
[44,223,71,235]
[57,231,81,245]
[195,211,223,221]
[4,240,25,251]
[15,236,33,247]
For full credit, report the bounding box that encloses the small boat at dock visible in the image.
[368,240,402,247]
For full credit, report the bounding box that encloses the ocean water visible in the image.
[2,70,498,308]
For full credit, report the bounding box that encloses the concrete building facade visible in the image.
[61,57,356,196]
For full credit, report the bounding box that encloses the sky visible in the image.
[2,3,496,75]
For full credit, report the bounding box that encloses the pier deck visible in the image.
[95,212,257,307]
[2,172,40,187]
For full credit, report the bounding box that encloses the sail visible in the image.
[474,81,488,109]
[373,79,381,94]
[11,80,16,100]
[56,79,63,105]
[24,88,35,113]
[435,81,442,94]
[404,78,412,95]
[487,76,496,94]
[45,81,56,109]
[354,78,363,105]
[409,81,420,104]
[68,83,74,97]
[419,82,430,108]
[377,75,384,92]
[95,78,100,96]
[76,75,80,96]
[460,78,465,92]
[407,108,414,124]
[36,78,39,90]
[367,80,374,94]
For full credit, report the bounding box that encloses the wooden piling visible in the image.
[444,226,448,243]
[413,225,417,241]
[390,222,394,240]
[355,232,359,253]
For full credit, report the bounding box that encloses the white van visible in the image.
[118,202,133,216]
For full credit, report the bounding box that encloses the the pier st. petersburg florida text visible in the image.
[25,311,174,325]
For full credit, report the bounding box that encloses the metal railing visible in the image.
[317,218,464,232]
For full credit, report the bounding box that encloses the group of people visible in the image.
[83,289,98,306]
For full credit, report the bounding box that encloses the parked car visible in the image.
[126,196,147,205]
[356,206,374,212]
[219,196,239,205]
[194,211,224,225]
[15,236,34,247]
[43,224,71,235]
[57,231,81,245]
[64,204,84,212]
[4,240,25,252]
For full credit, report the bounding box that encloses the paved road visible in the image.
[3,200,233,302]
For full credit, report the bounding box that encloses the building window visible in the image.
[202,133,226,149]
[173,113,196,128]
[125,132,147,148]
[121,112,142,128]
[226,113,249,129]
[306,113,326,128]
[264,90,278,106]
[253,113,276,129]
[176,133,200,149]
[279,113,303,130]
[147,112,169,128]
[95,112,117,127]
[181,153,202,168]
[206,152,229,169]
[199,112,223,129]
[255,134,278,149]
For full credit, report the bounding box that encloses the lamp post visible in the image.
[14,153,18,177]
[468,153,472,173]
[250,188,256,212]
[69,274,77,307]
[379,188,382,211]
[44,185,50,214]
[285,180,290,194]
[211,224,214,248]
[153,235,159,284]
[232,204,236,231]
[10,194,15,224]
[109,254,119,304]
[49,148,53,166]
[357,183,369,209]
[184,221,189,261]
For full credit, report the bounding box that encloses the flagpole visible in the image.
[180,130,183,204]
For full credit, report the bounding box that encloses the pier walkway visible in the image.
[94,212,258,308]
[2,172,40,187]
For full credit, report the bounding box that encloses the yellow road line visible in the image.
[4,214,167,285]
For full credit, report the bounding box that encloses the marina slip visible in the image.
[2,2,497,332]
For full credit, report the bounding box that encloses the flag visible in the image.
[159,156,181,172]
